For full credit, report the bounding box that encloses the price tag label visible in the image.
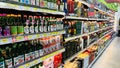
[0,38,12,45]
[33,8,38,11]
[25,6,30,10]
[19,6,23,10]
[28,35,33,40]
[9,4,15,8]
[16,36,24,42]
[26,63,30,68]
[43,33,47,37]
[18,66,25,68]
[24,36,28,40]
[36,34,40,38]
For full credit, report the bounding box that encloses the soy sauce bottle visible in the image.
[29,15,35,33]
[34,16,39,33]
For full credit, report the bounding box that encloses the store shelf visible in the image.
[80,1,113,17]
[64,30,113,63]
[17,48,65,68]
[88,37,115,68]
[65,16,108,21]
[0,30,65,45]
[0,2,65,15]
[65,26,113,42]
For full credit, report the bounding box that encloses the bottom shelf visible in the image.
[88,36,115,68]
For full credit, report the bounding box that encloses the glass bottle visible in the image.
[17,14,24,35]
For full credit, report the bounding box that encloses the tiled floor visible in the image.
[92,37,120,68]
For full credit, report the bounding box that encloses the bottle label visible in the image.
[20,0,25,3]
[29,52,35,60]
[43,26,47,32]
[36,0,40,6]
[35,26,39,33]
[25,0,30,4]
[11,26,17,35]
[17,26,24,34]
[40,0,44,7]
[24,26,29,34]
[35,51,39,58]
[0,61,5,68]
[31,0,35,5]
[44,0,48,8]
[51,25,53,31]
[5,59,12,68]
[48,25,51,32]
[4,26,10,36]
[39,49,44,56]
[39,26,44,32]
[30,26,34,33]
[14,55,24,66]
[25,53,31,61]
[47,2,51,9]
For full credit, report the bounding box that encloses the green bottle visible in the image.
[3,45,13,68]
[34,40,40,58]
[17,14,24,35]
[0,48,5,68]
[10,14,17,35]
[44,0,48,8]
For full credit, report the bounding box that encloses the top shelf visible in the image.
[80,1,114,17]
[0,2,65,15]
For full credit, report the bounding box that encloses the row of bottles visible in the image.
[8,0,64,11]
[62,38,83,61]
[0,35,62,68]
[64,21,82,38]
[0,13,63,37]
[64,32,115,68]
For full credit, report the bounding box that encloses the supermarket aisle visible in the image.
[92,37,120,68]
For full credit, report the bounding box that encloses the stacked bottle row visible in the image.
[62,27,113,62]
[0,14,63,37]
[67,0,110,19]
[7,0,64,11]
[0,35,62,68]
[64,20,113,38]
[64,32,115,68]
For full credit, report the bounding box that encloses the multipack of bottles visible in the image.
[0,35,62,68]
[64,21,82,38]
[30,53,62,68]
[8,0,64,11]
[62,38,83,61]
[0,13,64,37]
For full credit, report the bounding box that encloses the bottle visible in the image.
[17,42,25,65]
[23,15,30,34]
[10,14,18,35]
[34,16,39,33]
[29,40,35,60]
[25,0,30,4]
[36,0,40,6]
[12,43,19,66]
[43,16,47,32]
[34,39,40,58]
[56,0,61,11]
[29,15,35,33]
[4,14,11,36]
[38,39,44,56]
[0,48,5,68]
[47,17,51,32]
[47,0,52,9]
[2,45,13,68]
[0,14,4,37]
[24,41,31,61]
[39,16,44,32]
[30,0,36,5]
[17,14,24,35]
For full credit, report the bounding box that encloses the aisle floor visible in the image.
[91,37,120,68]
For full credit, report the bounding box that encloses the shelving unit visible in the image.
[64,30,114,63]
[0,0,115,68]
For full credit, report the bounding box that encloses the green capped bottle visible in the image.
[10,14,18,35]
[17,14,24,35]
